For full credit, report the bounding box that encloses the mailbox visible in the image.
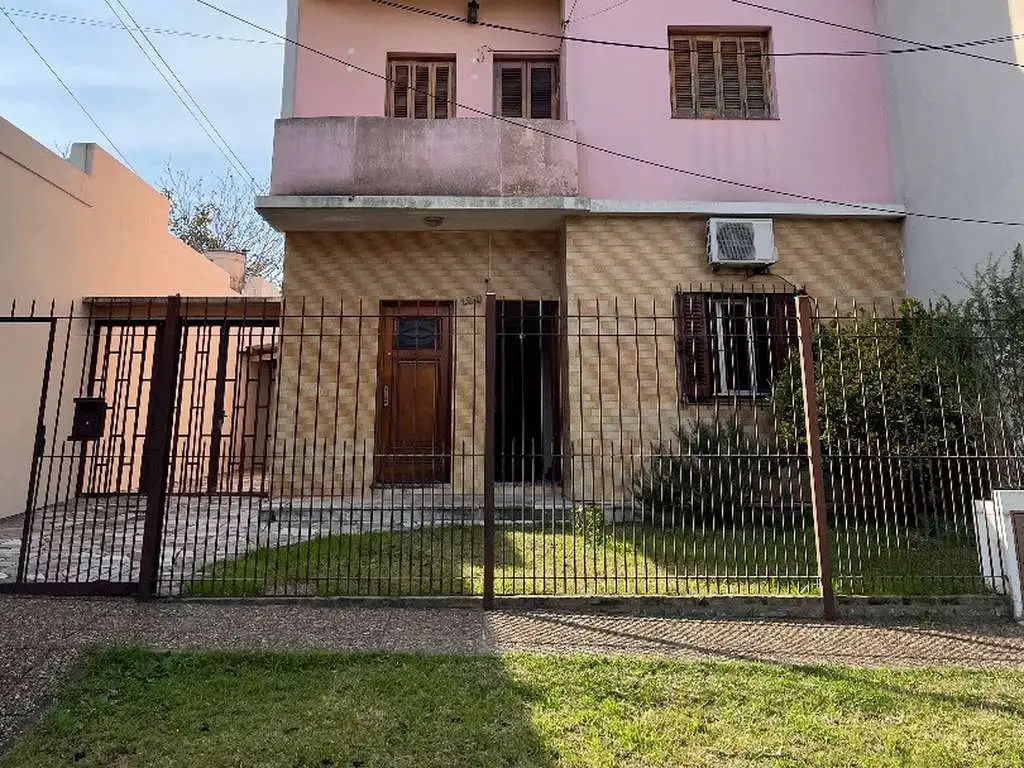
[69,397,107,442]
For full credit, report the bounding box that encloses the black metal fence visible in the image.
[1,290,1019,613]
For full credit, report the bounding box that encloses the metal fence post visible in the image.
[483,292,497,609]
[796,294,837,620]
[15,316,58,586]
[138,295,183,599]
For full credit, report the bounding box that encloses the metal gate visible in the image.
[0,297,280,596]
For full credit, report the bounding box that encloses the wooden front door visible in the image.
[375,303,453,484]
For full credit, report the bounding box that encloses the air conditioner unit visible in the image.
[707,218,777,269]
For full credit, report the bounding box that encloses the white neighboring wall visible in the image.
[876,0,1024,299]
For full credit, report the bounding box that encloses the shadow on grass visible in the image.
[787,663,1024,719]
[1,648,557,768]
[9,648,1024,768]
[182,521,990,599]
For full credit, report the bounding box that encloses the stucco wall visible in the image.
[563,0,894,203]
[269,116,579,197]
[0,117,233,307]
[293,0,562,119]
[0,117,235,521]
[875,0,1024,299]
[287,0,895,206]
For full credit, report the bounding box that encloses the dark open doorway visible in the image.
[496,300,562,483]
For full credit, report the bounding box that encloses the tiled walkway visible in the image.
[2,596,1024,752]
[0,498,469,593]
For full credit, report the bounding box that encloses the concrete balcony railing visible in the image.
[269,117,579,198]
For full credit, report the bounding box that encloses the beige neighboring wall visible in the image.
[0,117,237,521]
[0,116,233,306]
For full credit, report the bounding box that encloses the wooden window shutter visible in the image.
[391,62,410,118]
[498,63,524,117]
[676,293,714,402]
[388,59,454,118]
[768,294,797,378]
[719,38,743,118]
[694,38,720,116]
[671,37,696,118]
[496,59,557,118]
[670,31,770,119]
[742,37,770,117]
[529,62,556,119]
[412,64,431,118]
[433,63,452,119]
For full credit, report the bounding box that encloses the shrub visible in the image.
[629,420,763,528]
[572,505,607,545]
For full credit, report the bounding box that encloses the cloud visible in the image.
[0,0,285,183]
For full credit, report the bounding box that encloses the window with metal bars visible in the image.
[676,292,795,401]
[494,59,558,119]
[387,58,455,119]
[670,31,772,119]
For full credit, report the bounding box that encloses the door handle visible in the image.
[383,384,390,408]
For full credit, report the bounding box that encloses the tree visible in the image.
[160,165,283,284]
[961,246,1024,458]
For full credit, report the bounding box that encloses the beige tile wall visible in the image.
[276,230,561,494]
[274,217,905,500]
[561,216,905,500]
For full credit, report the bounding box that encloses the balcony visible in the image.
[268,117,579,198]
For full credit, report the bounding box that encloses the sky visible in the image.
[0,0,285,188]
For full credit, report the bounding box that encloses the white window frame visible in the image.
[712,297,761,397]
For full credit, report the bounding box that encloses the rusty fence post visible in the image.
[483,292,497,610]
[138,295,183,599]
[795,294,837,620]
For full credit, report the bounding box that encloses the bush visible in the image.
[962,247,1024,463]
[773,299,979,456]
[630,420,763,527]
[772,299,987,526]
[572,505,607,544]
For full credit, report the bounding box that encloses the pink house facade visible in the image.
[265,0,902,213]
[259,0,907,490]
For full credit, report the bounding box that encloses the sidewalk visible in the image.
[3,596,1024,751]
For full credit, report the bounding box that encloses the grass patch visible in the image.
[6,648,1024,767]
[182,523,987,598]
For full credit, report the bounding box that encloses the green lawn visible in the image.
[181,524,987,598]
[6,649,1024,768]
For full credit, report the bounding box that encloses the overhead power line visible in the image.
[0,6,279,45]
[0,7,135,170]
[727,0,1024,72]
[368,0,1024,59]
[102,0,261,192]
[570,0,638,24]
[9,0,1024,62]
[564,0,583,25]
[193,0,1024,228]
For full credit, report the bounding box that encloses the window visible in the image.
[676,292,795,401]
[387,58,455,119]
[395,317,440,350]
[494,59,558,119]
[670,31,772,119]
